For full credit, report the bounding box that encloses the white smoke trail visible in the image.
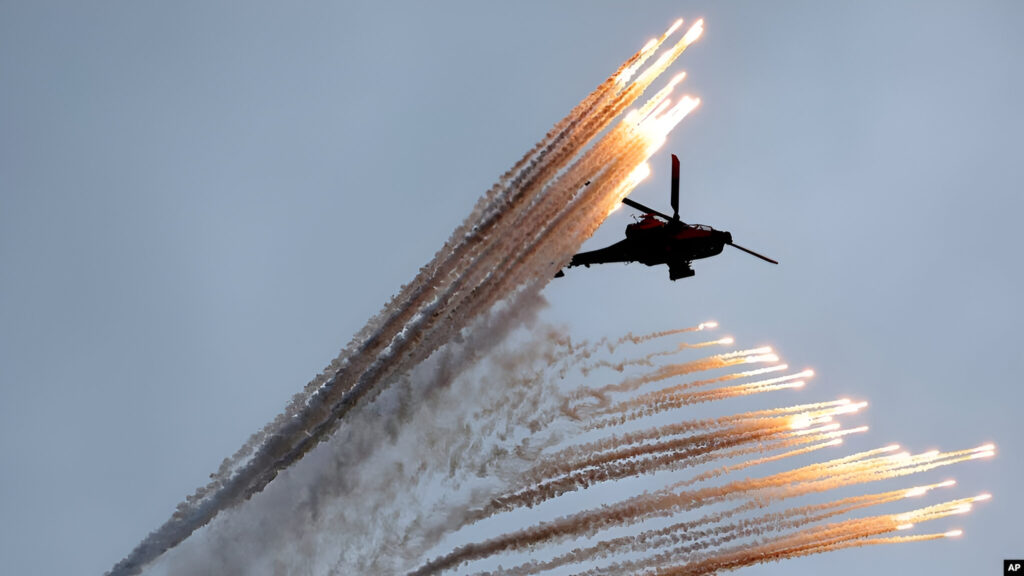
[109,17,994,576]
[108,19,707,576]
[140,316,990,576]
[151,290,569,574]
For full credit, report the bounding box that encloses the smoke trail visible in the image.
[611,364,788,407]
[144,319,990,575]
[563,322,715,364]
[659,497,977,576]
[108,18,711,576]
[590,347,777,395]
[514,487,912,576]
[411,426,989,574]
[152,294,573,574]
[111,17,994,576]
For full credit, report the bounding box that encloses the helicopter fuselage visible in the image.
[556,153,776,281]
[624,215,732,265]
[566,215,734,280]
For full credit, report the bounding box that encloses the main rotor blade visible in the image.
[727,242,779,265]
[671,154,680,221]
[621,197,675,223]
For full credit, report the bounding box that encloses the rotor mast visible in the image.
[671,153,680,221]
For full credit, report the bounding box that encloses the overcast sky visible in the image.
[2,2,1022,575]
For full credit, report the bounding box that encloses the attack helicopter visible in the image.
[556,154,777,281]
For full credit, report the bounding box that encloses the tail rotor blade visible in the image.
[728,242,779,265]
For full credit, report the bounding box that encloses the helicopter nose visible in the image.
[724,231,733,244]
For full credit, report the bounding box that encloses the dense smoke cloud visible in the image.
[111,18,992,576]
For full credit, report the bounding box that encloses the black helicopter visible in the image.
[557,154,777,281]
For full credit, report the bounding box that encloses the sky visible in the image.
[2,2,1022,575]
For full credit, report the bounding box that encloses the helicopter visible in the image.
[556,154,778,281]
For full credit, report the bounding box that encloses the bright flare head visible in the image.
[665,19,683,38]
[649,97,674,121]
[683,19,704,45]
[789,415,812,430]
[741,353,779,364]
[628,162,651,186]
[838,401,868,414]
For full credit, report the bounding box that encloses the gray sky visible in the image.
[2,2,1021,574]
